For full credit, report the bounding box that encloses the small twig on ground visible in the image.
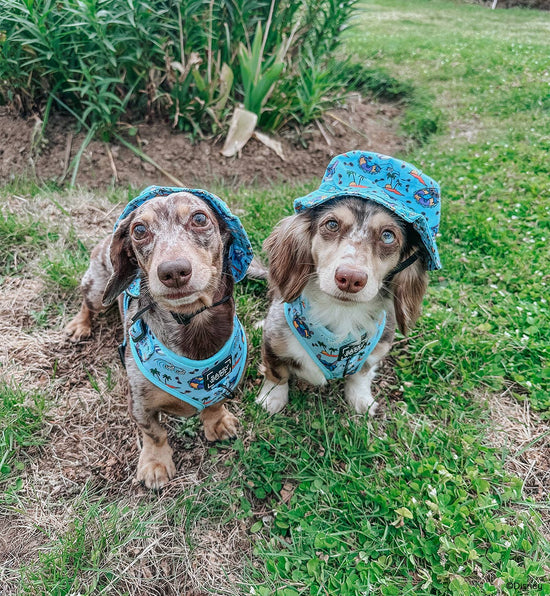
[325,111,371,142]
[59,132,73,183]
[105,143,118,184]
[316,119,333,148]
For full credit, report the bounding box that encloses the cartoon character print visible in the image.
[292,312,313,339]
[414,186,439,208]
[317,351,338,372]
[358,154,381,175]
[324,160,338,181]
[189,376,205,390]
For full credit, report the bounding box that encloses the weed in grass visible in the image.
[41,235,90,291]
[0,383,46,494]
[0,212,54,275]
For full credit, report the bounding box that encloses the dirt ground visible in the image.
[0,94,404,189]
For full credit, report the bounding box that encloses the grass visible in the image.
[0,0,549,594]
[0,384,47,495]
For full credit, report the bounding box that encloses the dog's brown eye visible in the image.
[325,219,339,232]
[381,230,396,244]
[132,223,148,240]
[192,212,209,227]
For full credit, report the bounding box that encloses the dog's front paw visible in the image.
[345,370,378,416]
[137,443,176,490]
[256,380,289,414]
[64,316,92,342]
[202,406,238,441]
[345,388,378,416]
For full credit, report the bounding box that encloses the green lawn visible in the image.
[0,0,549,594]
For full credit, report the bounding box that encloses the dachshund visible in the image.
[66,188,252,489]
[256,197,429,415]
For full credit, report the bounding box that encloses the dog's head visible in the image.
[103,191,232,312]
[264,197,428,333]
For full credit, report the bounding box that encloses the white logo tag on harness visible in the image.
[338,335,369,361]
[204,356,233,390]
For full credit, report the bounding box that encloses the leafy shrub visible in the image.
[0,0,359,138]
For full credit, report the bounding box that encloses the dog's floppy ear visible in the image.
[392,255,428,335]
[264,213,313,302]
[102,212,138,306]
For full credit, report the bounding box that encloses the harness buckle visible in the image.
[217,386,235,401]
[129,319,147,343]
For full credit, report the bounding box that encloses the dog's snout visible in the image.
[334,266,367,293]
[158,258,192,288]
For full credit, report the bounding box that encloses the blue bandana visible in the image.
[123,279,247,411]
[294,151,442,270]
[114,185,253,282]
[284,295,386,380]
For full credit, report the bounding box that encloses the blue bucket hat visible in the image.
[114,185,253,282]
[294,151,442,270]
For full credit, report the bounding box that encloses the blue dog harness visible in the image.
[122,279,247,411]
[284,295,386,380]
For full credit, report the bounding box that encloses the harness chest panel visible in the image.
[123,280,247,411]
[284,296,386,381]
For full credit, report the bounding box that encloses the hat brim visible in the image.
[294,183,441,270]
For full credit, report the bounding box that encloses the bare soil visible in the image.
[0,95,404,188]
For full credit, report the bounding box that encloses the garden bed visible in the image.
[0,95,404,189]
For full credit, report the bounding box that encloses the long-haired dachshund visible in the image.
[66,186,253,489]
[256,151,441,415]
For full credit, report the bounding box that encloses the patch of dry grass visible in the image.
[489,389,550,539]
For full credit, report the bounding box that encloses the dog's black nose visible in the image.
[158,258,192,288]
[335,266,367,293]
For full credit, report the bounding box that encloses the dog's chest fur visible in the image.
[267,282,391,386]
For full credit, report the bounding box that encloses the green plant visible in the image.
[294,51,339,124]
[237,20,285,117]
[0,383,46,489]
[0,212,55,275]
[41,235,90,290]
[0,0,362,151]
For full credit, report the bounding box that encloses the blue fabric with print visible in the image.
[284,295,387,380]
[123,279,247,411]
[294,151,442,270]
[114,185,253,282]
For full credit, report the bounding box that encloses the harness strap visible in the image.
[171,295,231,325]
[385,250,421,283]
[131,303,154,324]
